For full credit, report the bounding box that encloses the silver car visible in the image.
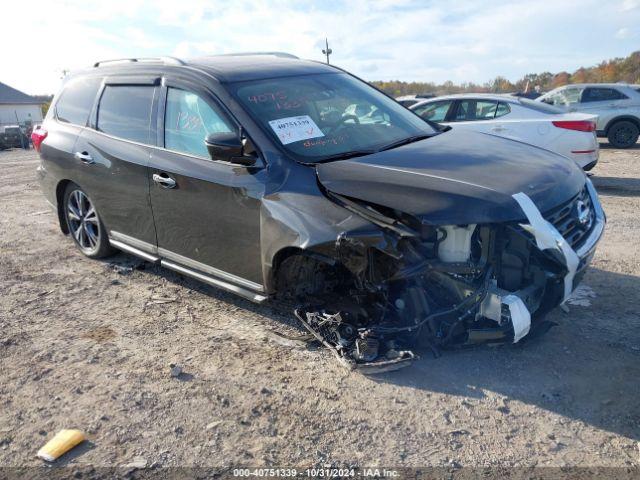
[537,83,640,148]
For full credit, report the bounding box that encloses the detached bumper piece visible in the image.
[294,308,417,374]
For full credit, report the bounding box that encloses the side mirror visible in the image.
[204,132,256,166]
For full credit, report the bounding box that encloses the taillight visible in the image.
[31,128,48,152]
[552,120,596,132]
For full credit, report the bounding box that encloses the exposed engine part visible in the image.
[512,192,580,302]
[437,224,476,263]
[283,186,602,371]
[294,308,417,373]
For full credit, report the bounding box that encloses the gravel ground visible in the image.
[0,144,639,475]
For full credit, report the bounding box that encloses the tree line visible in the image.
[371,50,640,96]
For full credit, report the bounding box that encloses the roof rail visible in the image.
[93,56,185,68]
[215,52,299,59]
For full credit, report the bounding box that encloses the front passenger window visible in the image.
[413,101,452,122]
[165,88,233,158]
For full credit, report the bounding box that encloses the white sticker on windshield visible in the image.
[268,115,324,145]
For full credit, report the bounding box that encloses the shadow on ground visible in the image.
[599,142,640,151]
[102,252,640,442]
[592,176,640,197]
[373,266,640,441]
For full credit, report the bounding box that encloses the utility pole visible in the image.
[322,38,332,65]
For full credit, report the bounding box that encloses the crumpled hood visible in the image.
[316,129,586,225]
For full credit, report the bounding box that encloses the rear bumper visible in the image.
[568,133,599,170]
[36,162,58,211]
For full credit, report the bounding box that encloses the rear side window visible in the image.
[495,102,511,118]
[97,85,154,144]
[55,77,101,126]
[454,100,499,121]
[582,87,628,102]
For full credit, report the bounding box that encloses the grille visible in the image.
[542,186,595,249]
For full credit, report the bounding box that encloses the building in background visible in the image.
[0,81,43,131]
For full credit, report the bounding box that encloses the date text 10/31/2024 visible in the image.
[232,468,401,478]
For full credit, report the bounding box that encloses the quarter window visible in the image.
[581,88,628,102]
[97,85,155,144]
[164,87,233,158]
[56,77,102,126]
[413,101,452,122]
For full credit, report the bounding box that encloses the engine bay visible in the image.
[281,181,604,372]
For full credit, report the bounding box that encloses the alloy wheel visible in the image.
[615,126,633,146]
[67,190,100,254]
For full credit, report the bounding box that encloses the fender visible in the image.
[603,115,640,134]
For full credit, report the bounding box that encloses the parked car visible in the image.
[537,83,640,148]
[33,53,604,371]
[395,93,435,108]
[511,90,542,100]
[1,125,29,149]
[410,94,599,170]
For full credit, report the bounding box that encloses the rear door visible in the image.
[73,77,159,250]
[148,78,264,288]
[40,76,103,205]
[445,99,515,136]
[578,87,630,130]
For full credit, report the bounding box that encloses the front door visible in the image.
[149,82,265,288]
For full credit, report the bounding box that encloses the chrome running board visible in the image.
[161,260,268,303]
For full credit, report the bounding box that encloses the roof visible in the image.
[189,54,336,82]
[548,83,638,89]
[85,53,338,83]
[0,81,41,105]
[411,93,520,107]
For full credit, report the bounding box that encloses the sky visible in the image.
[3,0,640,95]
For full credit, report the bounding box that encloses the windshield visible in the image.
[231,73,437,162]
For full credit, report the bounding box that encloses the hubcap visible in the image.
[67,190,99,252]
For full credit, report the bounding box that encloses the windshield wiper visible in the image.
[315,150,376,163]
[377,134,433,152]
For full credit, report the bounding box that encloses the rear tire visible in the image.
[63,183,114,259]
[607,120,639,148]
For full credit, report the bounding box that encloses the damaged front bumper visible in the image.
[294,178,605,372]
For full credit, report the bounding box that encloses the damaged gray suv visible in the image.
[34,53,605,371]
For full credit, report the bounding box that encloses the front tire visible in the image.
[607,120,639,148]
[63,183,114,258]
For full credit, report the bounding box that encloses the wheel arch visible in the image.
[604,115,640,134]
[266,245,342,295]
[55,179,74,234]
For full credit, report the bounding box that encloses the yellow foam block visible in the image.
[36,429,86,462]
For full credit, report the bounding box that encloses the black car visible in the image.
[2,125,29,149]
[34,53,605,371]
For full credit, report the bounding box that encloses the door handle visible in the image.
[152,173,176,188]
[74,151,94,164]
[491,126,506,132]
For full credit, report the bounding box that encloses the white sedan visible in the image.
[409,94,599,170]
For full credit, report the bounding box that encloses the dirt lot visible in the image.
[0,144,639,474]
